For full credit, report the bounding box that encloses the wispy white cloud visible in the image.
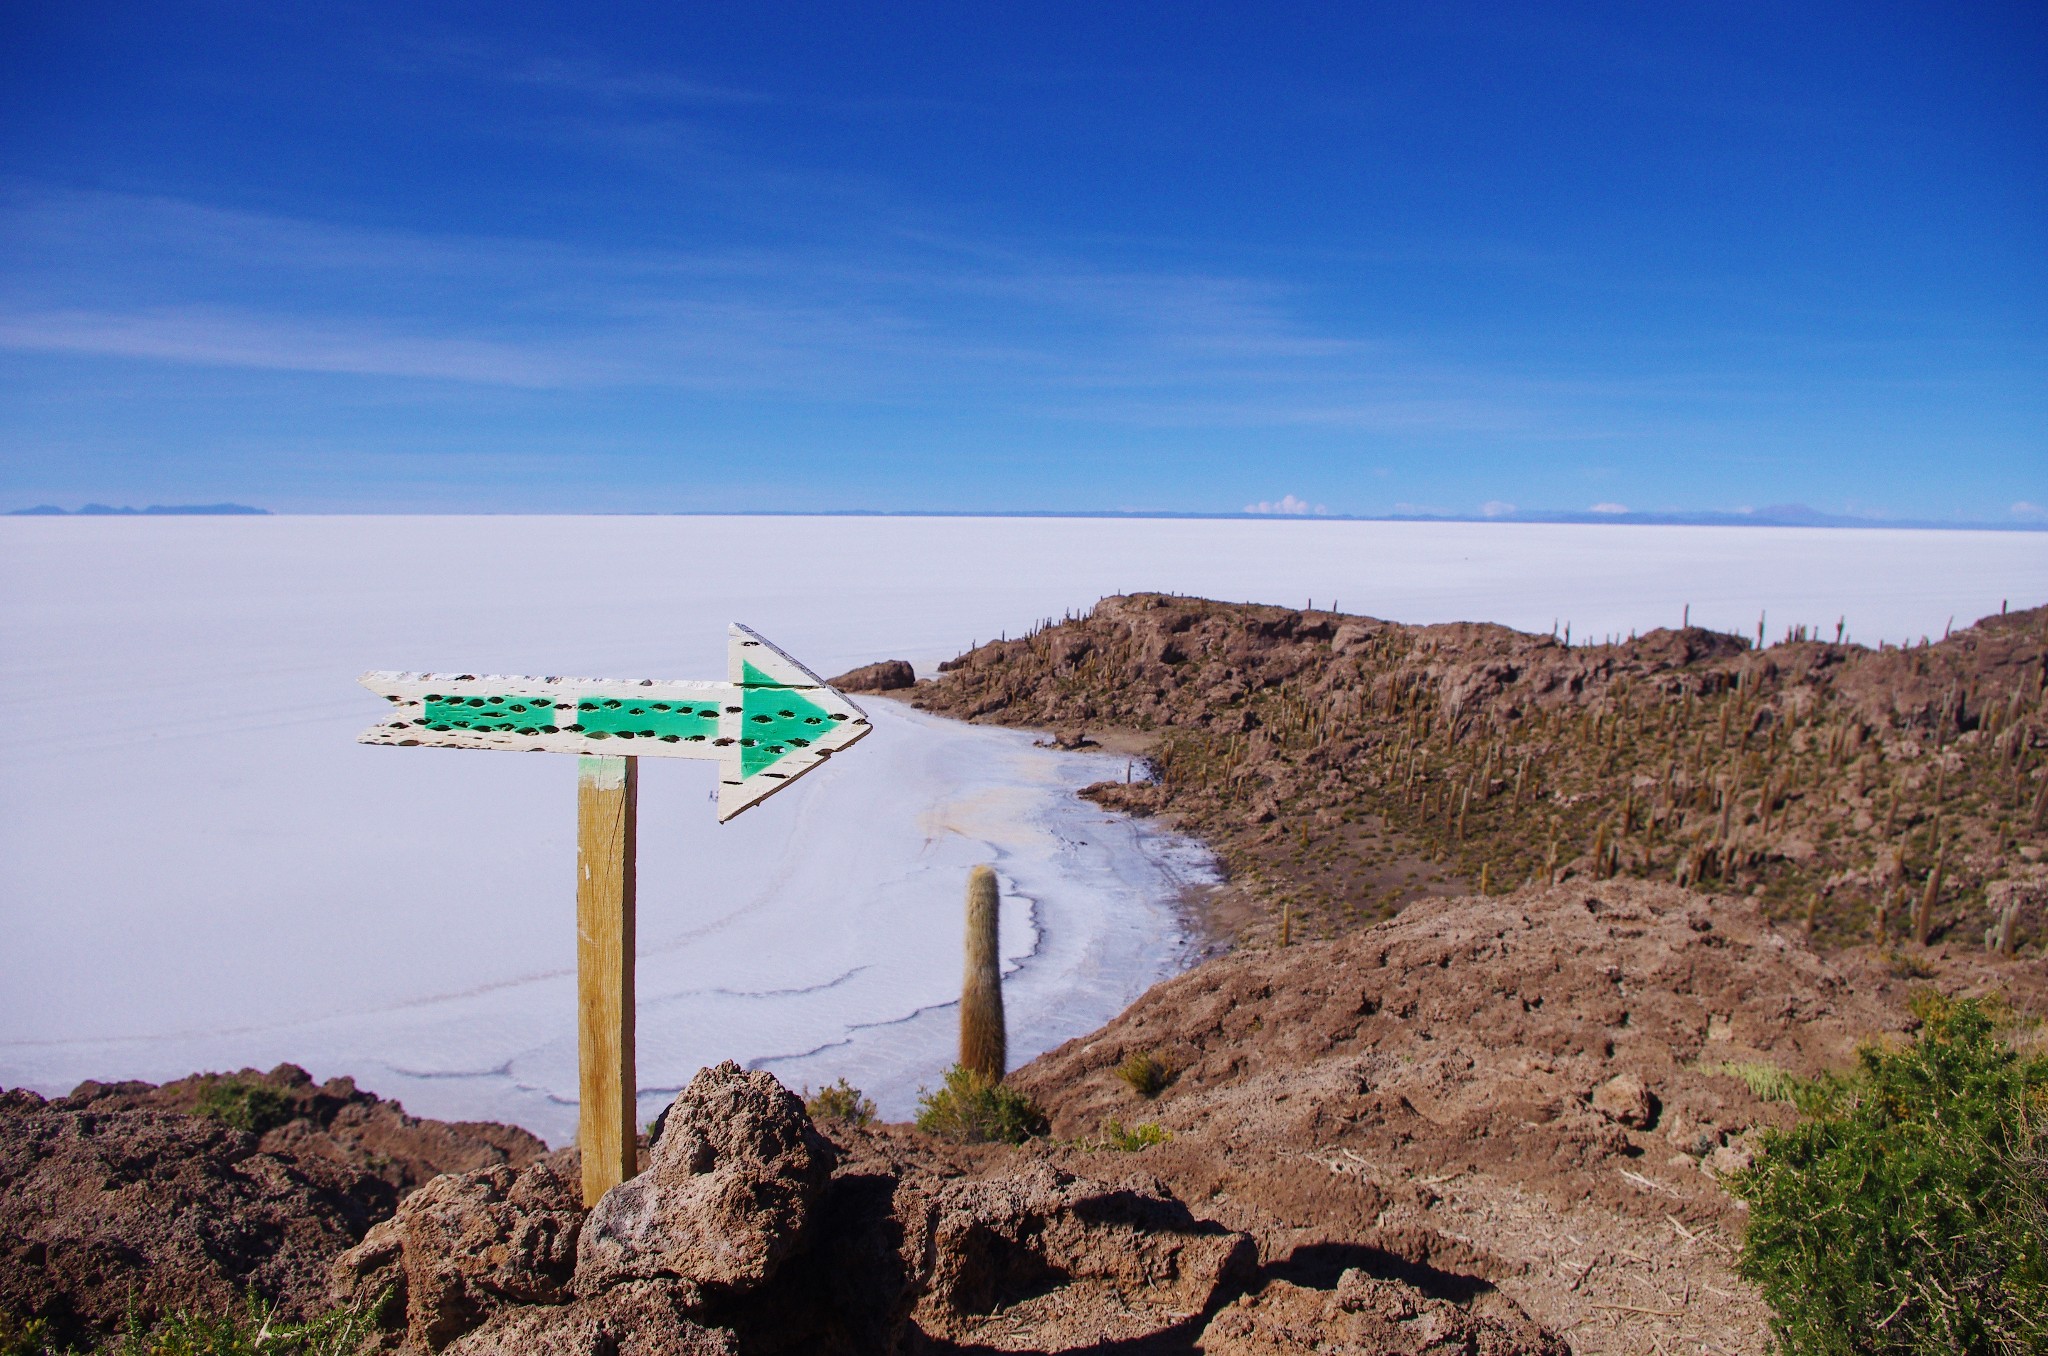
[509,58,768,106]
[2013,501,2047,521]
[0,184,1757,444]
[0,307,606,387]
[1588,502,1629,514]
[1480,499,1516,517]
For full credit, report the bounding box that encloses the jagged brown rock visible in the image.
[64,1063,546,1197]
[330,1150,585,1352]
[1589,1072,1656,1129]
[576,1061,835,1295]
[0,1067,541,1349]
[901,1162,1255,1348]
[827,659,917,692]
[0,1088,378,1346]
[1199,1269,1570,1356]
[443,1280,735,1356]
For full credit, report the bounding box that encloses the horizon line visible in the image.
[9,505,2048,532]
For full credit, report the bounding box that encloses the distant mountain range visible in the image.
[10,503,270,516]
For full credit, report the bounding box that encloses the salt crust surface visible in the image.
[2,516,2042,1140]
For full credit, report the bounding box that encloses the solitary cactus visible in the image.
[1916,838,1947,946]
[960,865,1006,1082]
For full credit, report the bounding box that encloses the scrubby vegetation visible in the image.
[914,1065,1048,1144]
[1113,1050,1175,1098]
[1735,994,2048,1354]
[190,1076,293,1136]
[0,1296,389,1356]
[1097,1118,1172,1151]
[917,594,2048,948]
[803,1078,876,1127]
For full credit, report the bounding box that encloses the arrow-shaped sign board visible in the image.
[356,623,872,1205]
[357,623,870,821]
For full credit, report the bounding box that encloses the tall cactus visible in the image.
[960,865,1007,1081]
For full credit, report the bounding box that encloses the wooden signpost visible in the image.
[357,623,871,1204]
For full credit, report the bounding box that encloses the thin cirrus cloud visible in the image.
[0,186,1586,436]
[0,307,604,387]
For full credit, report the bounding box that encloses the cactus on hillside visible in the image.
[960,865,1006,1081]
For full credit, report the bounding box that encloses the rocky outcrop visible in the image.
[1199,1269,1570,1356]
[577,1061,834,1294]
[827,659,917,692]
[332,1151,586,1352]
[0,1086,378,1346]
[444,1281,734,1356]
[326,1062,1516,1355]
[60,1064,546,1198]
[900,1163,1255,1349]
[0,1067,545,1348]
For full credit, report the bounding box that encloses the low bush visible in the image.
[191,1077,293,1136]
[1097,1118,1172,1151]
[1113,1050,1175,1098]
[914,1065,1047,1144]
[1733,993,2048,1354]
[804,1078,876,1127]
[118,1301,386,1356]
[0,1315,54,1356]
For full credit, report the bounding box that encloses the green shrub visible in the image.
[1113,1051,1175,1098]
[0,1314,55,1356]
[914,1065,1047,1144]
[1098,1118,1172,1151]
[1733,993,2048,1354]
[110,1293,388,1356]
[192,1078,293,1136]
[804,1078,877,1127]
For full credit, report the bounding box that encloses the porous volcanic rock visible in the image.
[900,1161,1256,1349]
[826,658,917,692]
[1589,1072,1657,1129]
[576,1061,835,1294]
[63,1064,546,1198]
[444,1280,735,1356]
[0,1066,544,1348]
[1199,1269,1570,1356]
[0,1087,381,1346]
[330,1150,585,1353]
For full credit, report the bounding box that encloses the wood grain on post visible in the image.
[577,754,638,1207]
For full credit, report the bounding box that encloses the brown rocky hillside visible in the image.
[910,594,2048,954]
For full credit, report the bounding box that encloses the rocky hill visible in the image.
[910,594,2048,954]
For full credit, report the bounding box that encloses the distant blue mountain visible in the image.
[10,503,270,516]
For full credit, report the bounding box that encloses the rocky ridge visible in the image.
[911,594,2048,951]
[0,1065,544,1348]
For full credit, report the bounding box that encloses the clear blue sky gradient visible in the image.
[1,3,2041,516]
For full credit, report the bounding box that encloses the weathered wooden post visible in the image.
[357,624,871,1205]
[576,754,637,1202]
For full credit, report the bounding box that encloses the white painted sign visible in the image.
[359,623,871,820]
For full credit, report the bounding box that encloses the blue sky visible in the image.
[0,3,2041,517]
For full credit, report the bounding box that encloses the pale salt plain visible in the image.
[2,517,2043,1142]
